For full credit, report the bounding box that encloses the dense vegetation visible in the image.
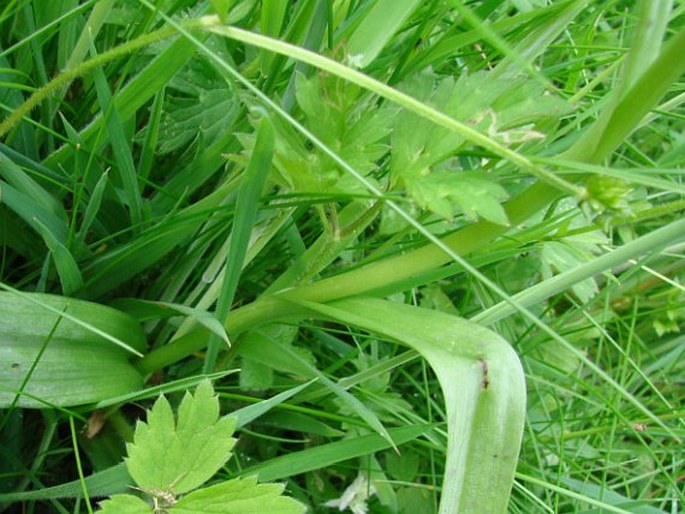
[0,0,683,512]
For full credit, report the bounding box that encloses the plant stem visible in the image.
[0,26,178,139]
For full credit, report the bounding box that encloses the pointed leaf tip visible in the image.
[126,380,237,495]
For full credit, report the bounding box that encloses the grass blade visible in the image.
[88,37,144,229]
[204,114,275,372]
[345,0,422,68]
[237,424,432,483]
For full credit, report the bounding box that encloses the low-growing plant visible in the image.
[98,380,305,514]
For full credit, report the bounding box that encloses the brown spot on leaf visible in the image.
[480,358,489,389]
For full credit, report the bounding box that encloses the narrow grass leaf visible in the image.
[0,181,69,246]
[565,22,685,163]
[239,329,396,448]
[111,298,230,346]
[346,0,422,68]
[0,152,64,219]
[88,37,143,229]
[237,424,432,482]
[405,1,570,75]
[32,216,83,295]
[516,473,652,514]
[561,477,668,514]
[60,0,116,98]
[204,115,275,371]
[488,0,588,81]
[261,0,288,38]
[619,0,673,94]
[231,379,316,428]
[136,88,164,183]
[93,371,236,409]
[76,170,108,243]
[45,35,202,169]
[0,464,130,502]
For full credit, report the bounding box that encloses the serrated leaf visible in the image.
[96,494,151,514]
[405,171,509,225]
[125,380,237,494]
[156,55,239,155]
[275,73,395,194]
[540,241,599,303]
[390,72,508,180]
[168,476,305,514]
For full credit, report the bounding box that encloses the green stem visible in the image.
[136,181,559,374]
[473,217,685,326]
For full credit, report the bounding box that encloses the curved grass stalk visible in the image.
[0,25,177,138]
[297,297,526,514]
[200,18,582,198]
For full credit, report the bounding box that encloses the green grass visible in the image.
[1,0,684,513]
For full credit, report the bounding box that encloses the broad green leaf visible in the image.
[0,381,314,503]
[0,291,145,408]
[239,356,274,390]
[125,380,237,495]
[158,88,238,154]
[297,297,526,514]
[540,240,599,303]
[474,217,685,326]
[156,55,239,155]
[272,73,395,195]
[96,494,151,514]
[169,476,305,514]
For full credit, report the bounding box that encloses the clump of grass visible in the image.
[1,1,683,513]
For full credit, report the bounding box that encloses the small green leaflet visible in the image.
[155,55,239,154]
[97,494,150,514]
[405,170,509,225]
[98,479,305,514]
[125,380,236,495]
[97,380,305,513]
[389,71,567,225]
[270,72,396,194]
[164,477,304,514]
